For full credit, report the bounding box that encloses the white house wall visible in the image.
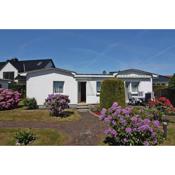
[86,81,99,104]
[27,71,78,105]
[0,62,18,79]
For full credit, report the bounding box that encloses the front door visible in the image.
[78,82,86,103]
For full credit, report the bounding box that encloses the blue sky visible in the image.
[0,30,175,75]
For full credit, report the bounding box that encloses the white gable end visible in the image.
[0,62,18,79]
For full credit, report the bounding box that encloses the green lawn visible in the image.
[161,115,175,146]
[0,108,80,122]
[0,128,67,145]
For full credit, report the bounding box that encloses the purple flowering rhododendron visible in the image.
[0,88,21,110]
[99,102,164,146]
[45,94,70,116]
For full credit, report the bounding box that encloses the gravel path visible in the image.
[0,112,106,145]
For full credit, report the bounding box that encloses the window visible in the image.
[3,72,14,80]
[0,84,1,88]
[96,81,101,93]
[53,81,64,93]
[131,82,139,93]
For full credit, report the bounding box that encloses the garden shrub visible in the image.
[45,94,70,117]
[148,97,175,117]
[9,82,26,98]
[100,78,125,109]
[154,88,175,107]
[23,98,38,110]
[15,129,36,145]
[99,102,164,146]
[0,88,21,110]
[168,73,175,89]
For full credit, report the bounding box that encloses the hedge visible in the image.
[100,78,125,109]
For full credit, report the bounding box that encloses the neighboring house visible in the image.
[153,75,170,86]
[26,68,157,106]
[0,58,55,84]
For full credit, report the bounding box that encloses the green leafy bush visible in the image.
[23,98,38,110]
[100,78,125,109]
[168,73,175,89]
[15,129,36,145]
[9,82,26,98]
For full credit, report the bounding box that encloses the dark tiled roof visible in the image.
[110,69,153,76]
[0,62,6,70]
[0,58,55,73]
[153,75,170,83]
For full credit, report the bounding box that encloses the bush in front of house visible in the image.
[99,102,164,146]
[100,78,125,109]
[23,98,38,110]
[168,73,175,89]
[15,129,36,145]
[0,88,21,110]
[45,94,70,117]
[8,82,26,98]
[148,97,175,117]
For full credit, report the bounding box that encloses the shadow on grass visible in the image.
[53,111,74,118]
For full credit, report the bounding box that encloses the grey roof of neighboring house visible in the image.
[0,58,55,73]
[153,75,170,83]
[110,69,154,76]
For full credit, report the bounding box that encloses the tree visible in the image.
[168,73,175,89]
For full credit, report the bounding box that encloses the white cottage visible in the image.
[26,68,155,106]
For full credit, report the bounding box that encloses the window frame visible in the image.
[96,81,101,93]
[3,71,15,80]
[131,82,139,93]
[53,81,64,94]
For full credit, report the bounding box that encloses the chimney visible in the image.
[10,57,19,62]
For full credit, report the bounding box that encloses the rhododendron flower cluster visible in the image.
[0,88,21,110]
[148,97,175,114]
[99,102,163,145]
[45,94,70,116]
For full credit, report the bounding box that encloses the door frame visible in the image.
[78,81,86,103]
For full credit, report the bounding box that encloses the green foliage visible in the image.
[23,98,38,110]
[9,82,26,98]
[168,73,175,89]
[15,129,36,145]
[100,78,125,109]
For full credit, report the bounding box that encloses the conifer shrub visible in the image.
[100,78,125,109]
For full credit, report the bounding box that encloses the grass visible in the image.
[0,128,67,145]
[161,115,175,145]
[0,108,80,122]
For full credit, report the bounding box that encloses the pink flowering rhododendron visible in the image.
[0,88,21,110]
[45,94,70,116]
[99,102,164,146]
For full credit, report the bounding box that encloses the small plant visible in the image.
[99,102,164,146]
[0,88,21,110]
[23,98,38,109]
[15,129,36,145]
[45,94,70,117]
